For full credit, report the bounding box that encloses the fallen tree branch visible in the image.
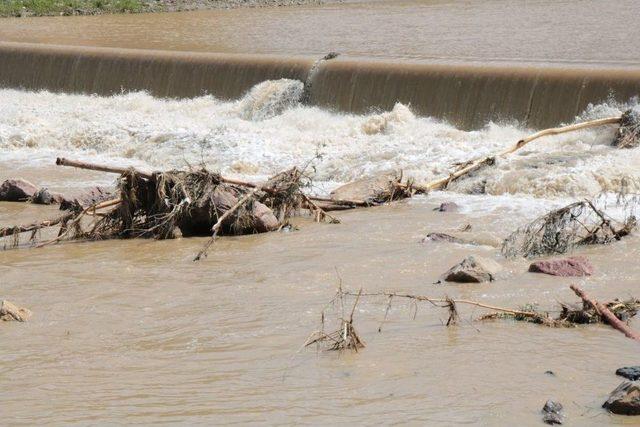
[570,284,640,342]
[412,116,621,193]
[342,291,539,318]
[0,212,75,238]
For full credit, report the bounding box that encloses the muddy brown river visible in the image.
[2,0,640,425]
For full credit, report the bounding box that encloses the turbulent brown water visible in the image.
[2,0,640,425]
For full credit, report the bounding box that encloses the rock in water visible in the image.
[0,300,32,322]
[330,173,403,204]
[603,381,640,415]
[434,202,459,212]
[441,256,502,283]
[421,233,469,244]
[250,201,280,233]
[541,400,564,425]
[60,186,113,210]
[613,109,640,148]
[31,188,65,205]
[528,256,594,277]
[617,367,640,381]
[0,178,38,202]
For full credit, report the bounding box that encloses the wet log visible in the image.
[56,157,153,180]
[570,285,640,342]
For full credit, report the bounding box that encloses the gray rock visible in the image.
[441,256,502,283]
[617,367,640,381]
[31,188,65,205]
[0,178,38,202]
[421,233,468,244]
[542,400,564,424]
[433,202,459,212]
[603,381,640,415]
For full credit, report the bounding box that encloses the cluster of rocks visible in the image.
[0,177,112,209]
[537,366,640,424]
[424,202,596,283]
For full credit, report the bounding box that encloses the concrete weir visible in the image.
[1,41,640,129]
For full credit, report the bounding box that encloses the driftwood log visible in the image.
[55,158,367,210]
[410,116,622,193]
[570,285,640,342]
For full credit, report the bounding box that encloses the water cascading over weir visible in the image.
[2,41,640,130]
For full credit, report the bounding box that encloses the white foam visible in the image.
[0,86,638,202]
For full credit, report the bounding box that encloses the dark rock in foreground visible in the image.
[603,381,640,415]
[441,256,502,283]
[31,188,65,205]
[541,400,564,425]
[0,178,38,202]
[617,367,640,381]
[528,256,594,277]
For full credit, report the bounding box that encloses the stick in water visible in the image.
[570,284,640,342]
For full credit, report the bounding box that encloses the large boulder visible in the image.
[603,381,640,415]
[178,185,280,236]
[0,178,38,202]
[541,400,564,425]
[251,201,280,232]
[60,186,114,210]
[617,367,640,381]
[528,256,594,277]
[0,300,32,322]
[330,173,401,204]
[441,256,502,283]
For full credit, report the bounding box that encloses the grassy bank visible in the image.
[0,0,145,16]
[0,0,333,17]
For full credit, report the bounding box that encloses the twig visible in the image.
[300,193,341,223]
[342,291,539,318]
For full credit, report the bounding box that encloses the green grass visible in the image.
[0,0,145,16]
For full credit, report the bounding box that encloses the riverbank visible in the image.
[0,0,338,17]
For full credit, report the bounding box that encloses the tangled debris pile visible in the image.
[613,109,640,149]
[501,199,637,258]
[0,158,418,255]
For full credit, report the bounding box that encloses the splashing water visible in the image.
[0,84,638,199]
[235,79,304,121]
